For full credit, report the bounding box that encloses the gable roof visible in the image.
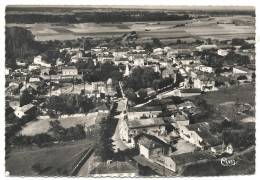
[90,161,137,174]
[128,106,161,112]
[186,122,222,146]
[62,66,77,70]
[137,134,169,150]
[128,117,170,129]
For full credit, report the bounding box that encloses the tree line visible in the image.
[6,11,192,24]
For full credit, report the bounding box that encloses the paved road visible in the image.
[111,113,129,152]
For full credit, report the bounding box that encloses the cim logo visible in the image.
[221,157,237,167]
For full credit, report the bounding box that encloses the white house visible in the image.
[5,68,11,75]
[196,44,217,52]
[14,104,36,118]
[28,64,41,71]
[137,134,171,159]
[217,49,229,56]
[193,75,216,91]
[29,77,41,83]
[127,106,162,120]
[62,66,78,76]
[33,55,51,67]
[195,65,213,73]
[133,58,145,66]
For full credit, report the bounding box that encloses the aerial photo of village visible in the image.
[5,5,255,177]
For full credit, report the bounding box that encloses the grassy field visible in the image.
[200,84,255,107]
[6,15,255,41]
[6,139,93,176]
[188,83,255,123]
[19,112,99,136]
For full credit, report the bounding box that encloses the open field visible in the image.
[187,83,255,123]
[6,139,93,176]
[6,15,255,41]
[19,112,99,136]
[51,83,92,95]
[199,83,255,107]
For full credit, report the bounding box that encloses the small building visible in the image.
[167,49,193,59]
[97,54,115,63]
[14,104,36,119]
[62,66,78,76]
[113,48,128,58]
[178,101,196,110]
[233,66,249,74]
[166,104,178,112]
[137,134,172,159]
[179,122,222,148]
[114,57,129,66]
[119,117,171,147]
[127,106,162,120]
[33,55,51,67]
[90,161,138,177]
[162,67,178,79]
[174,112,189,126]
[210,143,234,157]
[5,68,11,76]
[145,88,156,97]
[178,59,195,65]
[16,60,26,67]
[232,66,254,82]
[40,67,51,75]
[195,65,213,73]
[29,77,41,83]
[133,58,145,66]
[28,64,41,71]
[196,44,217,52]
[193,75,216,91]
[156,151,214,172]
[179,88,201,97]
[217,49,230,56]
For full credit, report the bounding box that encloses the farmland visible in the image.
[6,139,93,176]
[6,15,255,41]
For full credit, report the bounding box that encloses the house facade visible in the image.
[62,66,78,76]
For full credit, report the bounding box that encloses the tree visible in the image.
[138,88,147,102]
[48,120,66,141]
[20,89,34,106]
[176,39,182,44]
[206,38,212,44]
[252,72,255,82]
[95,117,112,161]
[46,96,64,115]
[152,79,161,92]
[6,27,38,68]
[124,88,137,103]
[144,42,153,53]
[152,38,162,47]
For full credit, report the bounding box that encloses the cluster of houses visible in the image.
[5,38,255,175]
[116,96,236,173]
